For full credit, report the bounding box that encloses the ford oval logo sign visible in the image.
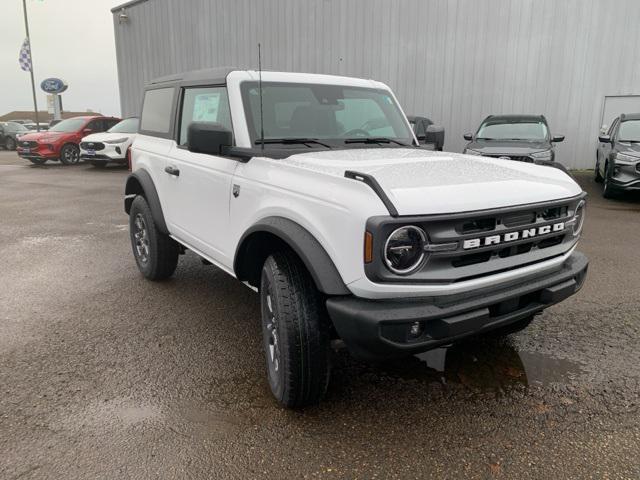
[40,78,68,94]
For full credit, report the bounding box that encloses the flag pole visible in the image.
[22,0,40,131]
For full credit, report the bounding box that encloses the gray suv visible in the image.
[595,113,640,198]
[463,115,564,165]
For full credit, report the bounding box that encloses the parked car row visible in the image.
[15,116,139,167]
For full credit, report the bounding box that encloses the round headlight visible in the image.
[572,200,586,236]
[384,226,426,274]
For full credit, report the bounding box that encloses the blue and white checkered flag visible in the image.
[18,38,32,72]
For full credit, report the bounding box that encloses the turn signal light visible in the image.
[364,231,373,264]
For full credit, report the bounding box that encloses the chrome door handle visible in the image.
[164,165,180,176]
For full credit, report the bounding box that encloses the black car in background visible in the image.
[595,113,640,198]
[463,115,565,165]
[0,121,32,150]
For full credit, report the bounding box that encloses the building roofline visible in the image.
[111,0,149,13]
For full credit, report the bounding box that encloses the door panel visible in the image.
[163,147,238,265]
[162,85,237,267]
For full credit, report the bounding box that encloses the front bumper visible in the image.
[610,162,640,191]
[17,144,60,160]
[326,251,588,360]
[81,143,127,163]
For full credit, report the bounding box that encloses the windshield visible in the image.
[49,118,86,133]
[618,120,640,142]
[477,120,548,141]
[240,82,414,146]
[6,122,28,132]
[108,117,139,133]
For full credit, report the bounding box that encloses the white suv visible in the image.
[80,117,139,167]
[125,68,588,407]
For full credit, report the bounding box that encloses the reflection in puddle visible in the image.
[382,341,584,392]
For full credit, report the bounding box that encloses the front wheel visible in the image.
[59,144,80,165]
[5,137,16,150]
[594,153,603,183]
[260,251,331,408]
[603,164,617,199]
[129,195,179,280]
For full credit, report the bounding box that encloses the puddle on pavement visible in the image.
[379,341,585,392]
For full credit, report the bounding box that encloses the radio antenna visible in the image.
[258,43,265,151]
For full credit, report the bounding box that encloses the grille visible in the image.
[80,141,105,151]
[20,141,37,148]
[365,196,584,284]
[485,154,533,163]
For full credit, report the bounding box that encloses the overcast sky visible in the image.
[1,0,123,117]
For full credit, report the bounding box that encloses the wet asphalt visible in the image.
[0,151,638,479]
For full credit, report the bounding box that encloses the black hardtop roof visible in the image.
[483,114,546,123]
[147,67,241,87]
[620,113,640,121]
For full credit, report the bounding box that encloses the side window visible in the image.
[140,87,175,135]
[106,119,119,130]
[179,86,232,146]
[87,119,103,132]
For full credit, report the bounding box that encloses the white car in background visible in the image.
[80,117,139,167]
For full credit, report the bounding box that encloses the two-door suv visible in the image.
[125,68,588,407]
[595,113,640,198]
[17,115,120,165]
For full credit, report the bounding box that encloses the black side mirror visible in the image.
[187,122,232,155]
[552,135,565,143]
[425,124,445,151]
[598,134,611,143]
[463,133,473,141]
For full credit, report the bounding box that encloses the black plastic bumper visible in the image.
[326,251,588,360]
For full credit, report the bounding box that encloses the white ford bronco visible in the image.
[125,67,588,407]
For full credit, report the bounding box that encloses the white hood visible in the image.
[81,132,135,142]
[277,148,582,215]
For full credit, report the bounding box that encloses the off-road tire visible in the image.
[5,137,16,150]
[260,251,331,408]
[484,315,535,338]
[129,195,179,280]
[59,144,80,165]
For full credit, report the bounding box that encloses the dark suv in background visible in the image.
[463,115,565,166]
[595,113,640,198]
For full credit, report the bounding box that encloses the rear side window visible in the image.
[178,86,232,146]
[140,88,175,135]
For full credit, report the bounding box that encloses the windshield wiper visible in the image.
[344,137,409,146]
[475,137,496,140]
[254,138,332,148]
[619,140,640,143]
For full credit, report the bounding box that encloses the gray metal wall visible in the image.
[112,0,640,169]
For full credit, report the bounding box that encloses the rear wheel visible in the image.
[5,137,16,150]
[484,315,535,338]
[260,251,331,408]
[59,144,80,165]
[129,195,179,280]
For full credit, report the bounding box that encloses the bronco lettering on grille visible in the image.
[462,222,565,250]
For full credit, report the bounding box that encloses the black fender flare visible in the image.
[124,169,169,234]
[234,217,350,296]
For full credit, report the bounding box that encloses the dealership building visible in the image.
[112,0,640,169]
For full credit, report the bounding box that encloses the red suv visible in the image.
[17,116,120,165]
